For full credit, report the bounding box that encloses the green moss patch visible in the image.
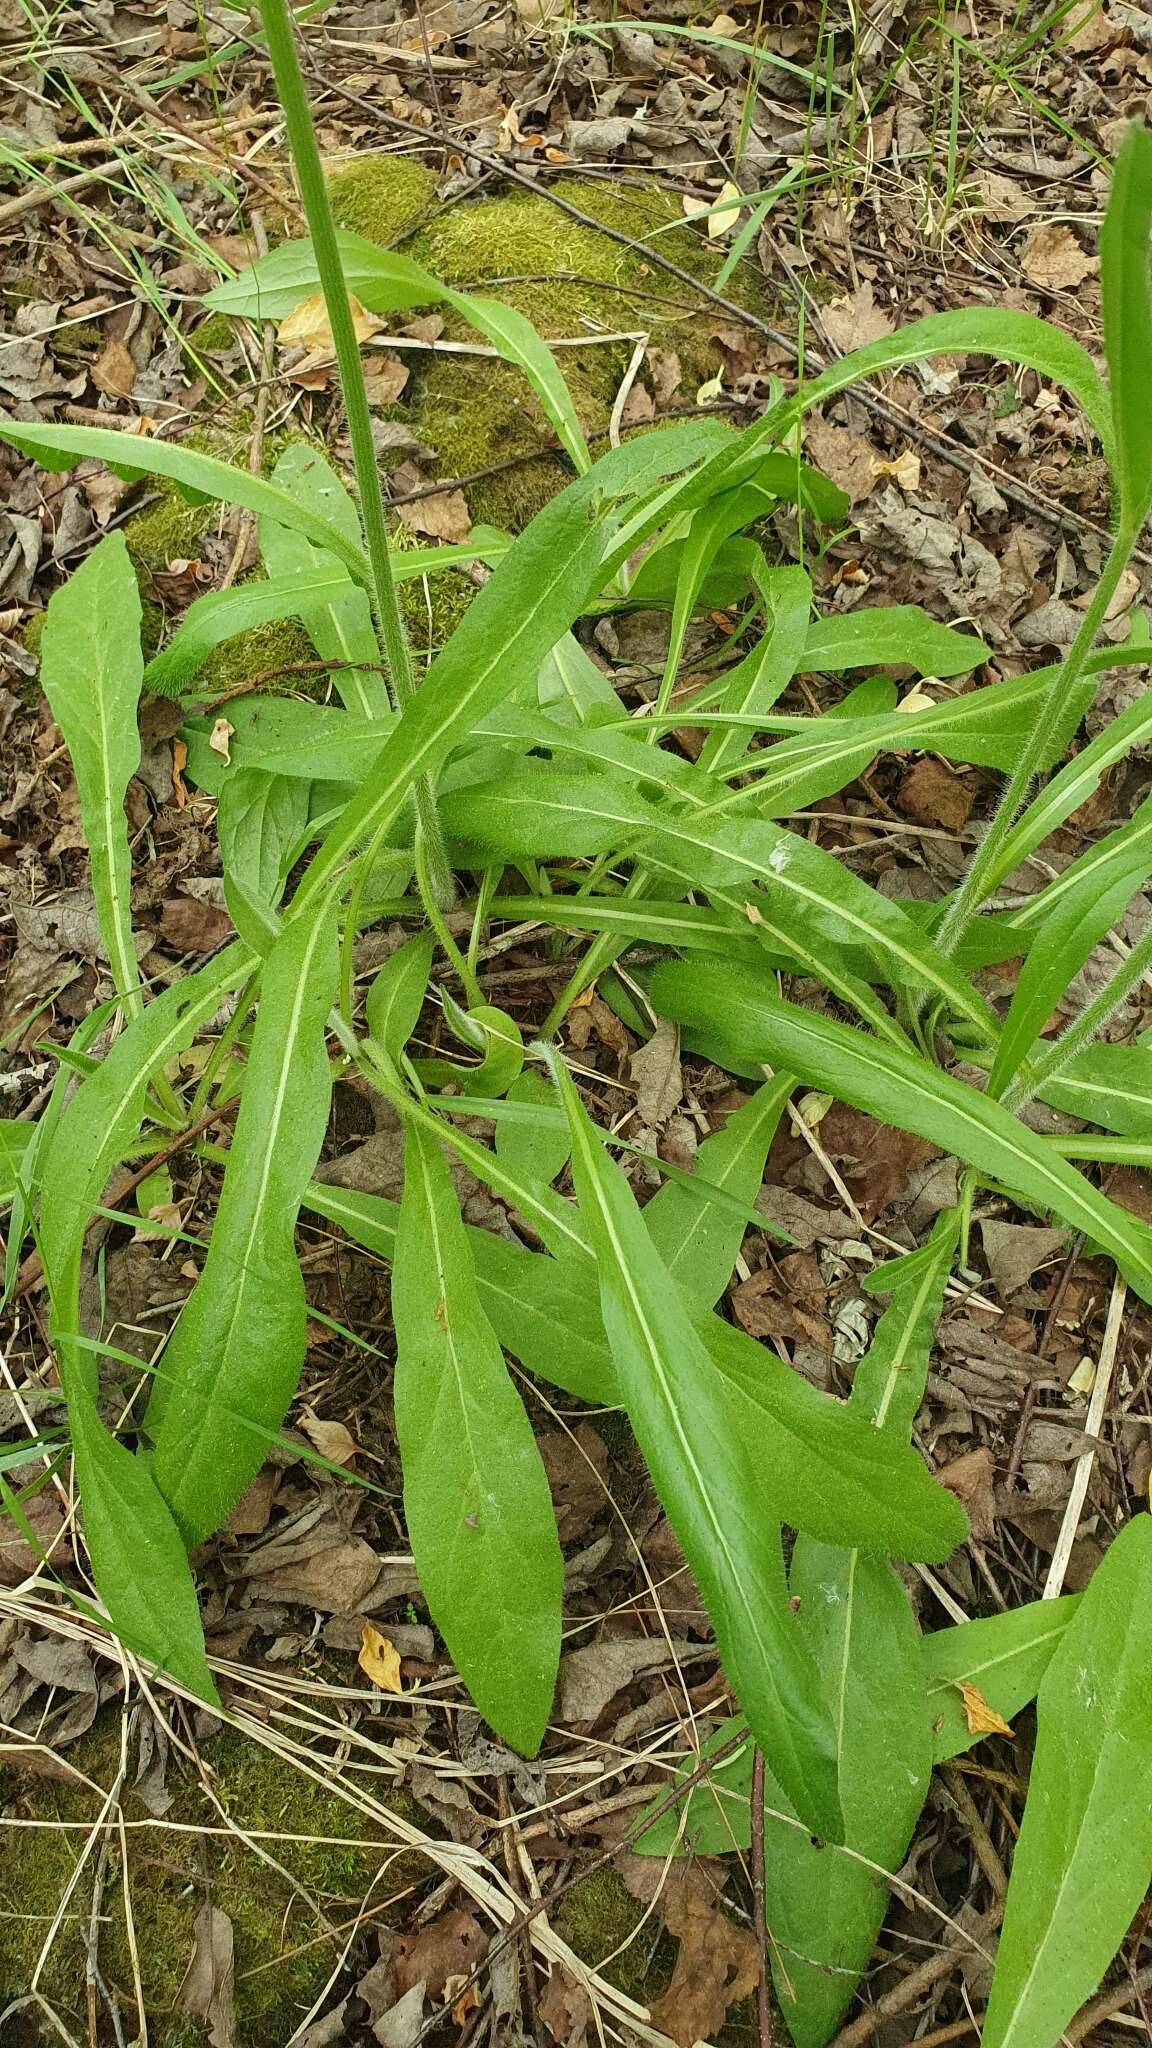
[317,156,772,528]
[0,1714,431,2045]
[327,152,437,243]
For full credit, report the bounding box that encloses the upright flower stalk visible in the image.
[257,0,453,902]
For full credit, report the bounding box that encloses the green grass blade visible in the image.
[391,1120,563,1754]
[983,1516,1152,2048]
[40,533,144,1014]
[150,900,339,1542]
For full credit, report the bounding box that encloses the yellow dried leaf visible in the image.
[871,448,921,492]
[358,1623,404,1693]
[956,1678,1014,1738]
[708,179,744,240]
[277,291,383,378]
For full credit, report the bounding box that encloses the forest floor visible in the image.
[1,0,1151,2043]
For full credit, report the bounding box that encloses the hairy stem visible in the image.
[257,0,453,902]
[1006,923,1152,1114]
[936,524,1137,960]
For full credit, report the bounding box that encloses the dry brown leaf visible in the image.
[899,757,975,830]
[91,337,137,399]
[649,1870,759,2048]
[359,1622,404,1693]
[821,281,893,353]
[391,460,471,543]
[980,1219,1069,1296]
[540,1965,591,2047]
[251,1533,381,1612]
[1020,223,1098,291]
[649,347,682,406]
[804,417,878,504]
[630,1017,681,1128]
[819,1100,938,1220]
[362,350,410,405]
[182,1903,235,2048]
[158,893,233,955]
[0,1484,71,1586]
[557,1635,695,1723]
[539,1423,609,1541]
[937,1445,997,1542]
[299,1411,360,1465]
[394,1910,488,2001]
[956,1678,1014,1739]
[224,1470,278,1537]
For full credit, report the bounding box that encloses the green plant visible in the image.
[4,1,1152,2031]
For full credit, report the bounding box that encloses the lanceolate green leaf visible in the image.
[208,238,590,472]
[39,949,250,1390]
[70,1400,218,1704]
[40,533,144,1013]
[142,568,355,697]
[290,421,752,907]
[1042,1040,1152,1137]
[546,1048,843,1840]
[259,443,389,719]
[1100,123,1152,530]
[652,963,1152,1301]
[217,769,312,912]
[699,564,810,779]
[204,229,435,317]
[150,900,340,1543]
[0,422,371,586]
[799,607,989,677]
[289,474,617,911]
[36,958,246,1707]
[445,771,998,1042]
[988,852,1149,1099]
[364,931,434,1066]
[305,1180,619,1404]
[921,1596,1079,1764]
[391,1120,563,1755]
[642,1075,793,1309]
[775,308,1114,466]
[308,1176,968,1558]
[983,1515,1152,2048]
[761,1216,956,2047]
[763,1545,933,2048]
